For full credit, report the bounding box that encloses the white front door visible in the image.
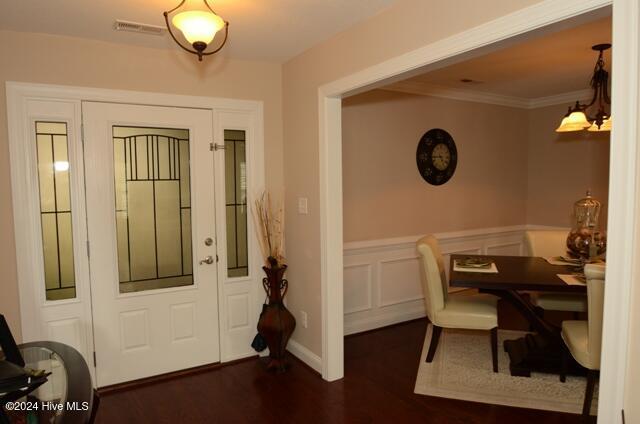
[83,102,220,387]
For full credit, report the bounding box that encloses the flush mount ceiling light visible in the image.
[556,43,612,133]
[163,0,229,61]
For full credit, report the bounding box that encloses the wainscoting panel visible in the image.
[343,264,372,314]
[343,225,558,335]
[378,257,422,307]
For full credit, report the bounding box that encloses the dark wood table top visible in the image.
[449,254,587,293]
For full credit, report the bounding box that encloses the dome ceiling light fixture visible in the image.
[163,0,229,62]
[556,43,612,133]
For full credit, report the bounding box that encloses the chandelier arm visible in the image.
[584,92,598,108]
[165,0,187,16]
[200,23,230,56]
[163,12,201,56]
[602,72,611,106]
[202,0,217,14]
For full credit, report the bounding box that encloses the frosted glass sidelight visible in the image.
[224,129,248,278]
[113,126,194,293]
[35,122,76,301]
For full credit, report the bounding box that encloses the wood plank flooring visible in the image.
[95,318,593,423]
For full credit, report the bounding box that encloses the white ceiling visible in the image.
[0,0,396,62]
[384,16,612,101]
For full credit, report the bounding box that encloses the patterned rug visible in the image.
[414,325,598,415]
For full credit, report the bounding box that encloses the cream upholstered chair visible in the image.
[524,230,587,313]
[416,235,499,372]
[560,263,605,417]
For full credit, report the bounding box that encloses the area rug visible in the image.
[414,325,598,414]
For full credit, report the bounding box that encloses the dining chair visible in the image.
[416,235,499,372]
[524,230,587,314]
[560,263,605,417]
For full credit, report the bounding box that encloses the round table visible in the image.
[1,342,96,424]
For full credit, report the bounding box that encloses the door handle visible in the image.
[199,256,214,265]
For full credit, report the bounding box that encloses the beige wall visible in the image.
[526,103,610,227]
[342,90,529,242]
[282,0,544,356]
[0,30,283,341]
[341,91,611,243]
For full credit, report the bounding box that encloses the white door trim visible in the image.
[602,0,640,420]
[7,82,265,379]
[318,0,634,422]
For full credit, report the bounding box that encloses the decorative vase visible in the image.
[256,262,296,372]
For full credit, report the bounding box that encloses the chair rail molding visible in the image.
[318,1,634,422]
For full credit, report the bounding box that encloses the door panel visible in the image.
[83,102,220,387]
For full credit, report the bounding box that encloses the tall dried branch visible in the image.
[252,191,285,267]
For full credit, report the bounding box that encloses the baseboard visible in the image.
[287,339,322,374]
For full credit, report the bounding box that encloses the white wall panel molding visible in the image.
[343,224,566,335]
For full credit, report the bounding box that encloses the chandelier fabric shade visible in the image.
[555,44,612,133]
[164,0,229,61]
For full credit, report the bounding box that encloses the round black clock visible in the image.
[416,128,458,186]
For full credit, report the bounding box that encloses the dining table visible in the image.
[449,254,586,377]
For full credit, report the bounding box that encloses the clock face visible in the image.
[416,128,457,186]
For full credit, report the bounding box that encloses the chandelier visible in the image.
[164,0,229,61]
[556,44,611,132]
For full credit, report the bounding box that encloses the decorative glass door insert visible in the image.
[35,122,76,301]
[224,129,248,278]
[113,126,193,293]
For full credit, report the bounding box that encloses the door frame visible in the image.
[7,82,265,382]
[318,0,636,421]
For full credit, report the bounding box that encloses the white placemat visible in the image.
[557,274,586,286]
[453,261,499,274]
[545,256,581,266]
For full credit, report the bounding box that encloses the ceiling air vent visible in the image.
[114,20,166,36]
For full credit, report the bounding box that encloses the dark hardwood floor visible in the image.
[95,317,592,424]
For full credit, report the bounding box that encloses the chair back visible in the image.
[524,230,568,257]
[416,235,448,321]
[585,263,605,369]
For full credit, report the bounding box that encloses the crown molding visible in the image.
[381,80,592,110]
[528,89,592,108]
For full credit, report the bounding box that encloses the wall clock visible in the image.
[416,128,458,186]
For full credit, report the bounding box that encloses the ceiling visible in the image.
[0,0,396,62]
[384,16,612,101]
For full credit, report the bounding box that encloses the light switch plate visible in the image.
[298,197,308,214]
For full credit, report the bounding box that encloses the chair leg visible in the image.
[560,346,567,383]
[426,325,442,363]
[490,327,498,373]
[582,369,598,417]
